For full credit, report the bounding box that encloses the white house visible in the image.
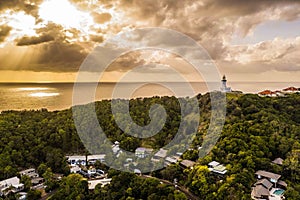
[0,177,24,196]
[88,154,105,163]
[66,155,86,166]
[208,161,227,175]
[19,168,39,179]
[135,147,153,158]
[70,165,81,174]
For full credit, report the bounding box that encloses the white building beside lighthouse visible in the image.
[220,75,232,92]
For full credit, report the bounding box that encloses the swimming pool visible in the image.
[273,189,285,196]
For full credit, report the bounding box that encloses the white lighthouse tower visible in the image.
[220,75,232,92]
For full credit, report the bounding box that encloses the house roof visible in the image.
[19,168,35,175]
[67,155,86,161]
[255,179,273,190]
[213,165,226,172]
[278,180,288,188]
[135,147,146,152]
[283,87,298,91]
[180,160,196,168]
[259,90,275,95]
[255,170,281,181]
[165,157,177,164]
[252,185,270,198]
[0,177,20,187]
[31,177,44,184]
[272,158,284,165]
[176,152,183,156]
[208,161,220,167]
[154,149,167,158]
[88,154,105,160]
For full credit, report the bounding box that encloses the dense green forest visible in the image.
[0,93,299,199]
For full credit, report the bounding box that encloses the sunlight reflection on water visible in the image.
[29,92,60,97]
[17,87,50,91]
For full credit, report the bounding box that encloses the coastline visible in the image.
[0,82,299,112]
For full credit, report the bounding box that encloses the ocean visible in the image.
[0,82,299,111]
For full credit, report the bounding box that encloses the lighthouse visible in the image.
[220,75,232,92]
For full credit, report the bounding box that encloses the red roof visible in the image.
[283,87,298,91]
[258,90,275,95]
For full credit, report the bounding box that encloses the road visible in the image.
[141,175,200,200]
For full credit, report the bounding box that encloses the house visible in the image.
[208,161,227,175]
[19,168,35,176]
[0,177,24,196]
[88,154,106,164]
[255,170,281,185]
[17,192,27,200]
[70,165,81,173]
[251,179,273,199]
[66,155,86,166]
[67,154,106,166]
[135,147,153,158]
[180,160,196,169]
[272,158,284,166]
[252,170,287,200]
[282,87,299,93]
[19,168,39,179]
[165,157,178,166]
[151,148,168,162]
[19,168,44,186]
[88,178,112,190]
[208,161,219,168]
[31,177,44,186]
[274,91,284,97]
[258,90,277,97]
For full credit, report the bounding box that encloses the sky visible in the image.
[0,0,299,82]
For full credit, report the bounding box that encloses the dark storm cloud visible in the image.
[1,0,299,76]
[0,39,88,72]
[26,23,88,71]
[34,41,88,72]
[0,20,89,72]
[0,25,12,42]
[118,0,300,60]
[16,34,54,46]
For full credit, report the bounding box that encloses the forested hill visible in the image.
[0,93,299,199]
